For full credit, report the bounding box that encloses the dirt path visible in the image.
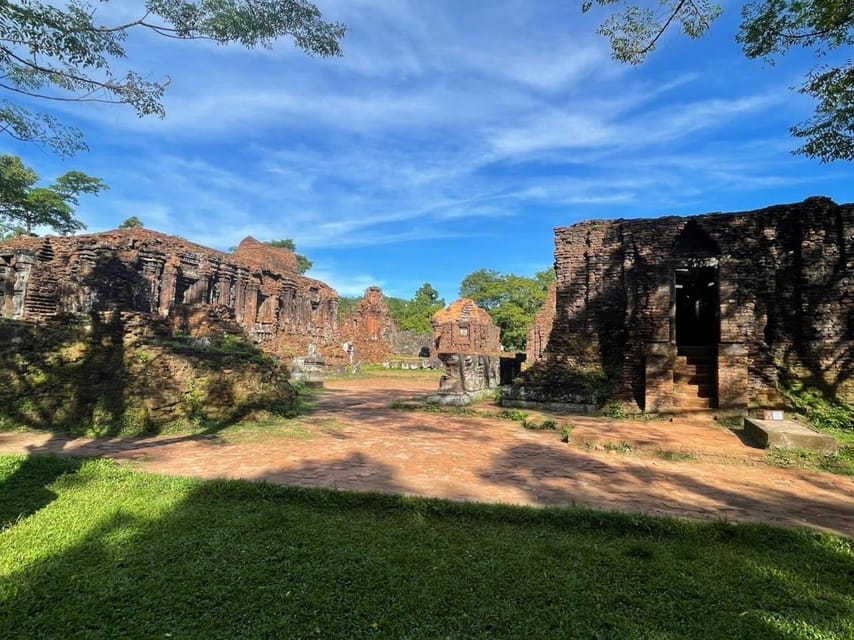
[1,375,852,537]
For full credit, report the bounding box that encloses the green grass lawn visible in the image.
[1,455,852,639]
[328,364,444,381]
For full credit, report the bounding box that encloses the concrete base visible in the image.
[744,417,837,455]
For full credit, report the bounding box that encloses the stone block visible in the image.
[743,417,837,454]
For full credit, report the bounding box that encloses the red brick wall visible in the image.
[0,229,339,359]
[538,197,853,407]
[432,298,501,355]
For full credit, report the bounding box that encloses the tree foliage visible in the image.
[264,238,313,274]
[118,216,144,229]
[0,1,346,155]
[582,0,854,161]
[0,154,107,235]
[460,268,554,351]
[387,283,445,335]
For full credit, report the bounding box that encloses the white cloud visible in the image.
[17,0,850,302]
[307,268,384,297]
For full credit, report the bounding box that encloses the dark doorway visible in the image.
[674,266,718,346]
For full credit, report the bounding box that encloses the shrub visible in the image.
[499,409,529,423]
[604,403,627,419]
[560,425,574,443]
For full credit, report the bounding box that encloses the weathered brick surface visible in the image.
[430,298,502,403]
[432,298,501,355]
[0,229,339,358]
[233,236,298,274]
[526,281,556,365]
[339,286,395,364]
[534,197,853,408]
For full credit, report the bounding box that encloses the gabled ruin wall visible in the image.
[540,197,853,407]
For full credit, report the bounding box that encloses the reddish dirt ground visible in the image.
[1,375,852,537]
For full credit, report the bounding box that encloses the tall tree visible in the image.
[0,1,346,155]
[0,154,107,235]
[388,283,445,335]
[458,269,504,311]
[118,216,144,229]
[459,268,554,351]
[264,238,313,274]
[582,0,854,161]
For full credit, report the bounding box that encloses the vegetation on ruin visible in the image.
[1,454,851,639]
[459,268,554,350]
[337,295,360,320]
[583,0,854,161]
[766,376,854,476]
[118,216,144,229]
[0,1,346,155]
[722,406,854,477]
[0,154,107,236]
[0,319,298,438]
[777,372,854,432]
[516,362,612,402]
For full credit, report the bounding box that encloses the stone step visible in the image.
[673,396,714,409]
[674,383,716,398]
[677,361,715,369]
[674,372,714,386]
[676,358,715,369]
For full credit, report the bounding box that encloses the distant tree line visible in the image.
[340,270,554,352]
[459,268,554,351]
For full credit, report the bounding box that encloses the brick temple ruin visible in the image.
[339,286,395,364]
[519,197,853,413]
[0,229,340,359]
[428,298,503,404]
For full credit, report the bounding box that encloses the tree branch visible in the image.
[635,0,689,57]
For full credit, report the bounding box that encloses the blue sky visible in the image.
[4,1,853,300]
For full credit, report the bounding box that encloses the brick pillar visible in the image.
[645,342,675,412]
[718,343,748,410]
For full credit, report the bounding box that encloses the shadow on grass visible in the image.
[0,455,82,530]
[0,455,852,639]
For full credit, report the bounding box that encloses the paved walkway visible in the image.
[1,376,852,537]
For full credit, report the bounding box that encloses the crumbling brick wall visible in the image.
[432,298,501,355]
[0,229,339,358]
[534,197,853,408]
[339,286,395,363]
[526,281,556,365]
[429,298,502,403]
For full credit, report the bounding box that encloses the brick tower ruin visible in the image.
[521,197,853,413]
